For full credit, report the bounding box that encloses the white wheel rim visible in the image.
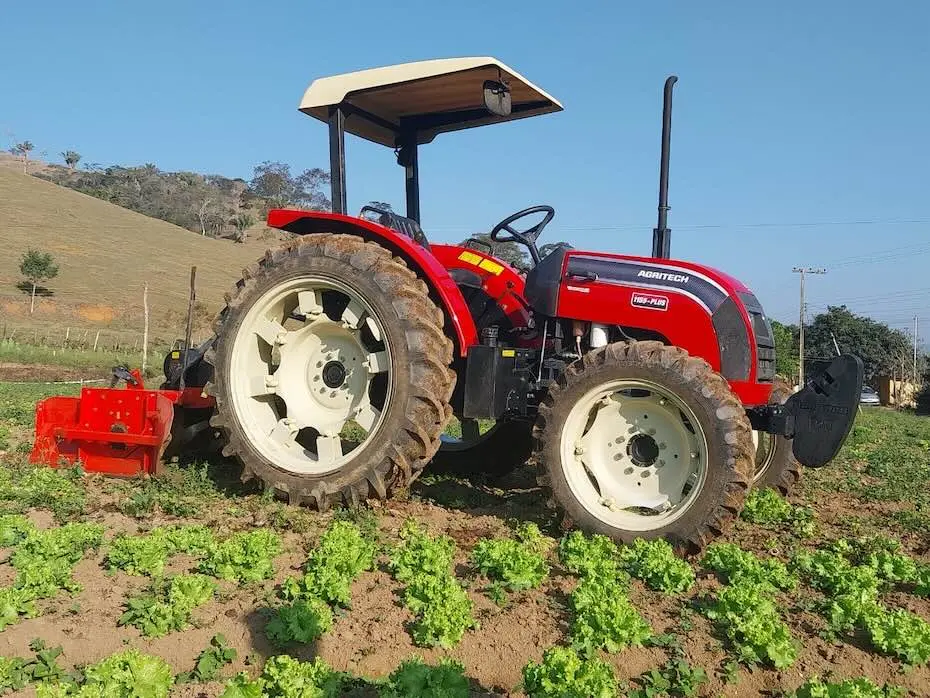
[751,430,777,484]
[229,276,392,475]
[559,379,708,531]
[439,418,499,452]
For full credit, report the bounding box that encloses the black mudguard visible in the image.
[783,354,864,467]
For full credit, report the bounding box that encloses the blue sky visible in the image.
[2,0,928,335]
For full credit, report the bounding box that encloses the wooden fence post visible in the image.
[93,331,100,352]
[142,282,149,373]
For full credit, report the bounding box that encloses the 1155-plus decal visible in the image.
[631,292,669,311]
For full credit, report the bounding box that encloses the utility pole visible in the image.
[792,267,826,386]
[914,315,919,383]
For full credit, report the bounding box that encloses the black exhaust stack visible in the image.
[652,75,677,259]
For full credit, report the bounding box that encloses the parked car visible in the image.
[860,386,881,406]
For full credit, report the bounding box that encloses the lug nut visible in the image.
[647,428,656,436]
[658,442,666,450]
[690,451,699,458]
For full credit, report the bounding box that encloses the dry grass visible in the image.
[0,166,273,340]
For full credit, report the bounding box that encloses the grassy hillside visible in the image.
[0,168,273,343]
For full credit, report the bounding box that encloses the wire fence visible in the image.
[0,323,145,353]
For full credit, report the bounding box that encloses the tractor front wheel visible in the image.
[751,379,801,495]
[207,234,455,509]
[534,341,754,553]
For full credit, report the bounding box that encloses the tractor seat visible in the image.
[359,205,430,250]
[524,244,571,317]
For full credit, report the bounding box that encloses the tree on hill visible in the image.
[232,213,255,242]
[804,305,912,383]
[249,161,332,212]
[61,150,81,171]
[196,197,214,236]
[34,159,330,237]
[770,319,799,381]
[12,141,34,174]
[19,249,59,314]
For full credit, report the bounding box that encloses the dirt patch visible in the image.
[0,362,105,382]
[77,305,117,324]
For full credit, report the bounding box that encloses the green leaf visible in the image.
[471,530,549,592]
[618,538,695,594]
[266,598,334,647]
[522,646,617,698]
[382,657,470,698]
[199,529,282,584]
[702,580,798,668]
[569,576,651,655]
[388,520,477,649]
[558,531,623,580]
[119,574,216,637]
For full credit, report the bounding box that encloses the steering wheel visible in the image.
[490,205,555,265]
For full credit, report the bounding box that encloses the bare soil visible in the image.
[0,363,104,382]
[1,468,928,697]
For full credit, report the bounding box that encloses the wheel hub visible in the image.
[321,360,347,388]
[229,276,392,475]
[628,433,660,467]
[559,380,708,531]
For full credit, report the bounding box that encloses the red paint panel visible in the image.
[558,277,723,373]
[557,250,772,406]
[30,388,179,476]
[430,243,531,330]
[267,210,477,355]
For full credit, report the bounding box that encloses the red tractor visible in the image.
[33,58,862,551]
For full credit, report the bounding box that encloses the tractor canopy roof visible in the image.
[299,57,562,147]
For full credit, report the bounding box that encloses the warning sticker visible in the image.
[478,258,504,276]
[457,250,505,276]
[457,251,483,265]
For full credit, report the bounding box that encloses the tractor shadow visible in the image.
[411,464,560,535]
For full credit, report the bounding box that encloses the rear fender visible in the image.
[267,210,477,356]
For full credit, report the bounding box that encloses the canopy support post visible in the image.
[328,105,347,214]
[400,131,420,223]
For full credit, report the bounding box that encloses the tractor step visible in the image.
[30,369,214,477]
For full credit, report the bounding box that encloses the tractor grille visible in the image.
[756,345,776,382]
[739,293,776,383]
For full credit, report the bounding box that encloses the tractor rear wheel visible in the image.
[751,379,801,495]
[534,341,754,553]
[206,234,455,509]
